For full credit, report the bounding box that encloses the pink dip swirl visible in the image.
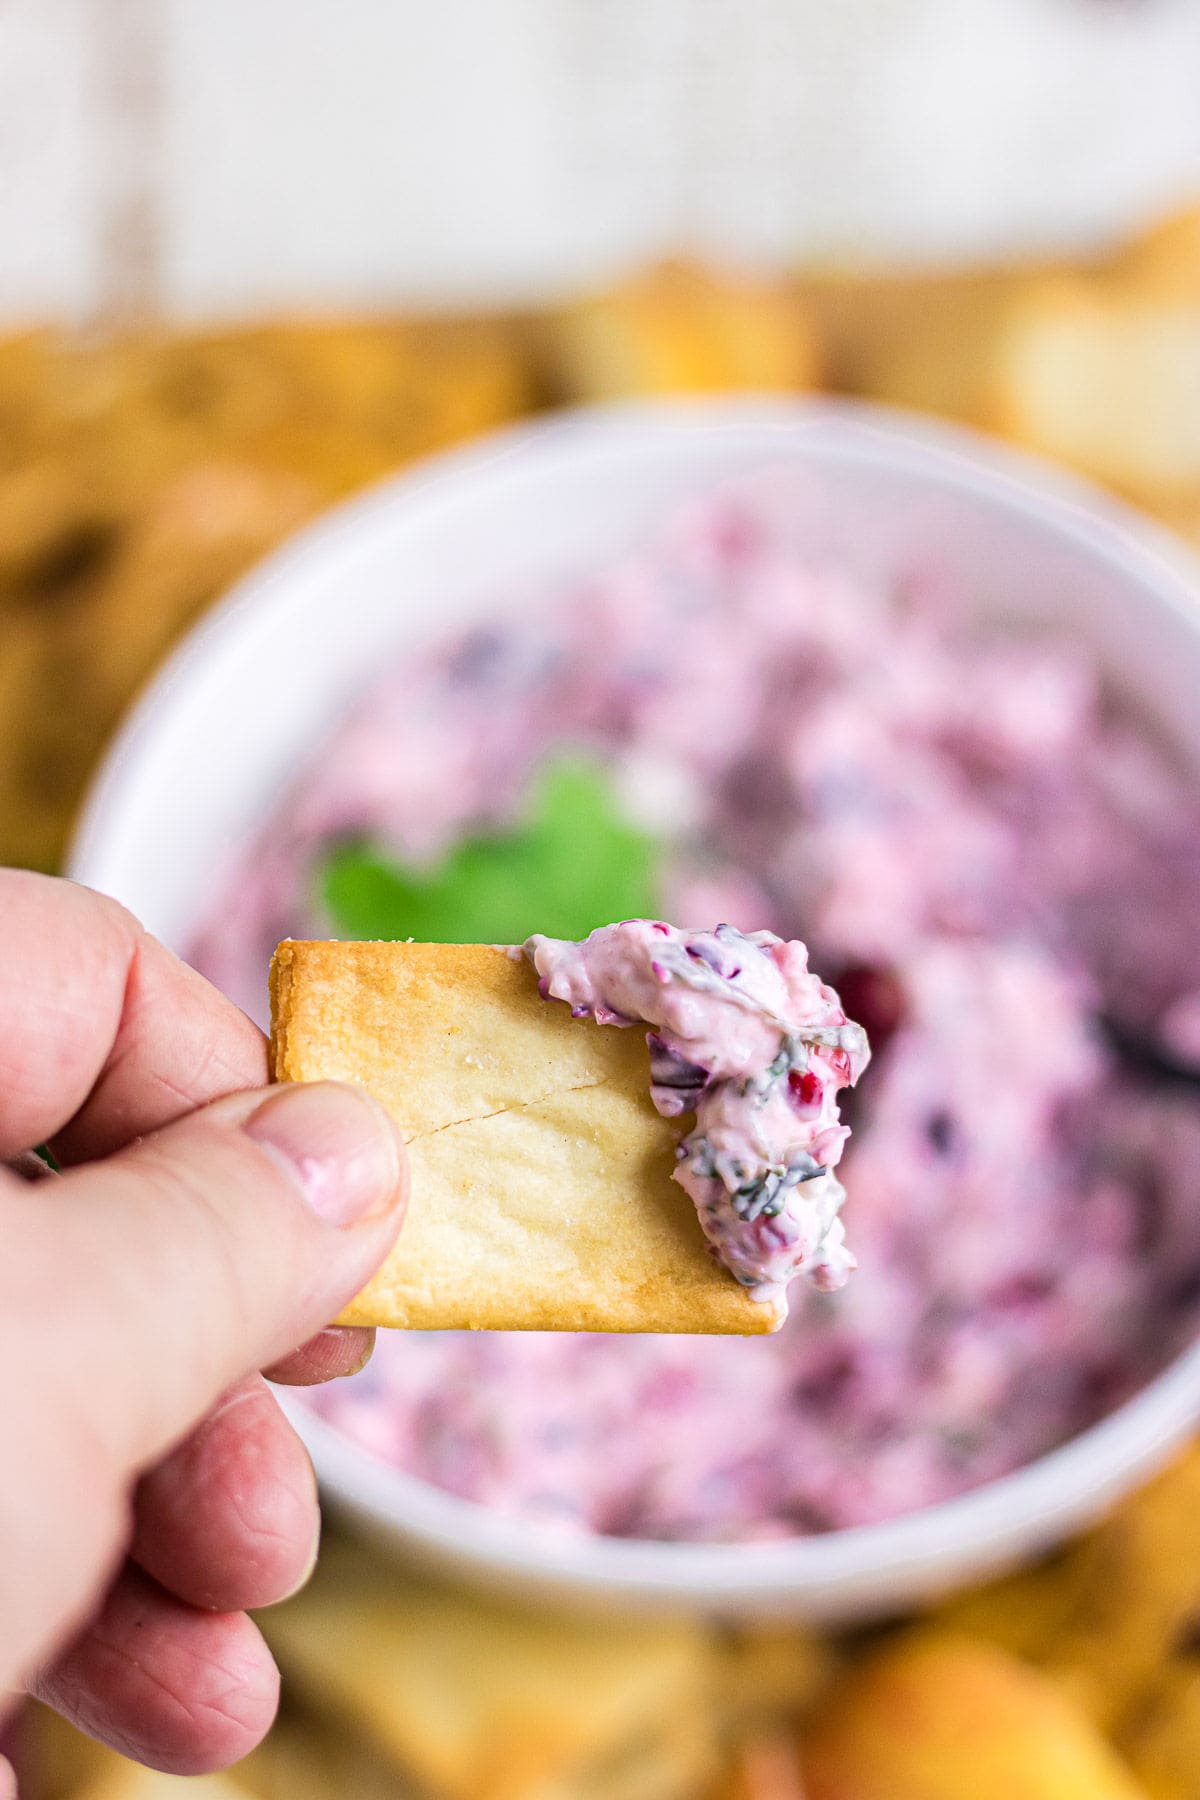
[525,921,869,1307]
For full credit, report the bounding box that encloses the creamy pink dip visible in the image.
[526,922,868,1304]
[192,470,1200,1540]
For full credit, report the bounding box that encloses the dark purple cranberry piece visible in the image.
[925,1110,956,1155]
[718,756,794,830]
[448,626,505,685]
[829,961,906,1057]
[686,940,724,972]
[647,1033,709,1117]
[988,1272,1055,1311]
[1168,1268,1200,1313]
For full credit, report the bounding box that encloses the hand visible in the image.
[0,871,407,1785]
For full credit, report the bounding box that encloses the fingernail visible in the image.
[282,1512,323,1602]
[339,1328,377,1379]
[244,1083,403,1226]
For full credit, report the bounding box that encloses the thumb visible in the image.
[1,1080,404,1694]
[7,1081,406,1475]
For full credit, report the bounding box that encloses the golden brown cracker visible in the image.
[73,1756,249,1799]
[270,939,784,1334]
[1118,1660,1200,1800]
[718,1731,808,1800]
[990,275,1200,502]
[264,1539,718,1800]
[1112,204,1200,302]
[547,262,821,402]
[797,266,1025,424]
[799,1629,1145,1800]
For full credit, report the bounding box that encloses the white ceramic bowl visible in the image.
[71,398,1200,1622]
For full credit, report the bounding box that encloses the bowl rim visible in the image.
[70,392,1200,885]
[70,394,1200,1610]
[279,1335,1200,1605]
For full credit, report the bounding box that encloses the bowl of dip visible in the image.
[71,398,1200,1621]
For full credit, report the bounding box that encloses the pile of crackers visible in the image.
[0,318,530,872]
[2,203,1198,876]
[27,1443,1200,1798]
[10,202,1200,1800]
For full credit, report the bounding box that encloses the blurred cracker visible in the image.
[1149,496,1200,549]
[0,456,116,597]
[23,1705,250,1800]
[271,940,785,1334]
[389,316,533,446]
[188,317,532,494]
[1036,1442,1200,1731]
[18,336,214,508]
[236,1707,415,1800]
[717,1625,837,1731]
[0,609,89,873]
[796,265,1027,424]
[76,1765,251,1799]
[124,318,529,487]
[1110,203,1200,301]
[989,272,1200,504]
[0,331,61,471]
[0,314,530,877]
[712,1634,834,1800]
[2,458,318,876]
[71,458,317,717]
[546,262,821,401]
[799,1628,1144,1800]
[250,317,531,448]
[21,1702,112,1800]
[16,315,530,517]
[933,1538,1097,1666]
[936,1442,1200,1736]
[715,1731,807,1800]
[26,1694,397,1800]
[131,329,309,447]
[569,1711,716,1800]
[263,1539,718,1800]
[1117,1660,1200,1800]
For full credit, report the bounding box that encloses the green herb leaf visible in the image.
[317,758,660,944]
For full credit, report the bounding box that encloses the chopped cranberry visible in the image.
[988,1272,1054,1311]
[830,962,906,1056]
[1080,1359,1130,1416]
[1168,1269,1200,1312]
[788,1068,822,1111]
[925,1110,956,1155]
[718,755,793,830]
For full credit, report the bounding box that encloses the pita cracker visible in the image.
[264,1538,718,1800]
[76,1762,248,1800]
[269,939,785,1334]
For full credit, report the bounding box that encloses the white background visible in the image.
[3,0,1200,324]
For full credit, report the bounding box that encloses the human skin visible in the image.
[0,870,408,1788]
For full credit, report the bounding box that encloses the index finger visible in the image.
[0,870,266,1163]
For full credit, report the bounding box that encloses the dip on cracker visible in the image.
[526,922,867,1307]
[270,925,865,1333]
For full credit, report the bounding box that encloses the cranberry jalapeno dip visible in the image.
[192,472,1200,1542]
[526,922,868,1306]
